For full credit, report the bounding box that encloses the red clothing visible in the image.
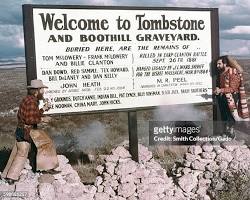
[219,69,241,94]
[17,95,44,142]
[17,95,44,125]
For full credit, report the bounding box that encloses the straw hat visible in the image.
[27,79,48,89]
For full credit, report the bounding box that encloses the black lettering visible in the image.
[39,13,109,31]
[39,13,55,30]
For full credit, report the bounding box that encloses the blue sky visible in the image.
[0,0,250,62]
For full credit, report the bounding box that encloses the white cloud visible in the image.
[165,0,213,7]
[0,56,25,63]
[164,0,238,15]
[221,39,250,56]
[0,25,24,48]
[236,0,250,8]
[165,0,233,8]
[218,5,235,15]
[88,0,116,5]
[15,34,24,48]
[223,46,250,56]
[223,26,250,34]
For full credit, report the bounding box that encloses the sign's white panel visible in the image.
[32,8,212,114]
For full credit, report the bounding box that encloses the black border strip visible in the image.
[23,4,217,11]
[23,4,37,86]
[210,8,222,133]
[210,8,220,122]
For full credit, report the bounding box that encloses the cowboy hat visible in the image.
[27,79,48,89]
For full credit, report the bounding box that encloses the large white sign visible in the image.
[30,7,213,114]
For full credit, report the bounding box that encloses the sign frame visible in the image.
[22,4,219,115]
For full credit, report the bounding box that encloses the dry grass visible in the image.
[0,116,16,149]
[0,135,14,149]
[66,147,109,184]
[0,68,26,112]
[72,161,99,184]
[152,145,186,174]
[212,172,250,200]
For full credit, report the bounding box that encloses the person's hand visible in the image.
[214,87,222,95]
[42,99,51,112]
[41,116,52,123]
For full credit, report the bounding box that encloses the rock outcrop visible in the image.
[0,155,96,200]
[94,144,185,200]
[172,140,250,199]
[0,140,249,200]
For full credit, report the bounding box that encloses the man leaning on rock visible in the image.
[1,79,59,185]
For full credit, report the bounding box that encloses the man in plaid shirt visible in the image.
[16,92,47,142]
[1,79,59,184]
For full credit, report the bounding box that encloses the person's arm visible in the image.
[218,72,241,94]
[24,100,44,125]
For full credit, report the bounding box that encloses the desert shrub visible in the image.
[152,146,184,175]
[211,172,250,200]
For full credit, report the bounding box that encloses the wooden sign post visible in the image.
[128,111,138,162]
